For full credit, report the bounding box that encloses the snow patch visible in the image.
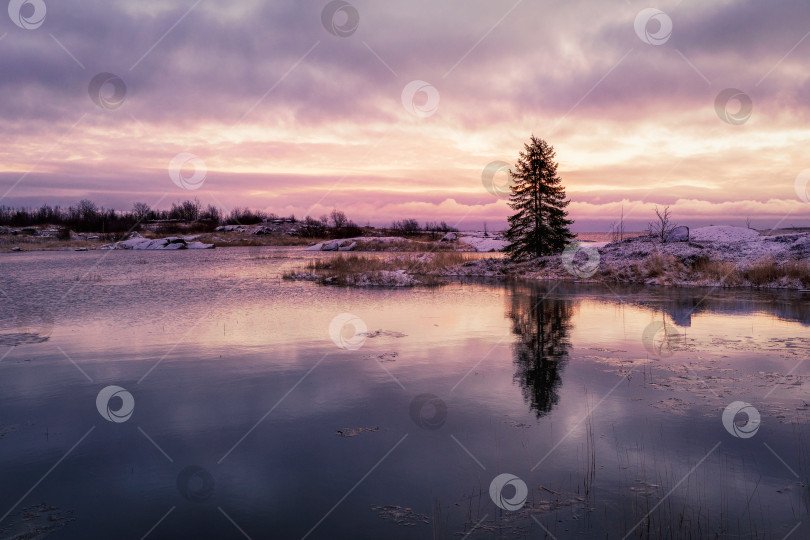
[458,235,509,252]
[305,236,411,251]
[102,232,214,250]
[690,226,760,243]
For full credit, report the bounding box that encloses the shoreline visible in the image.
[288,226,810,291]
[6,225,810,291]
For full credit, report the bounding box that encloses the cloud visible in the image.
[1,0,809,229]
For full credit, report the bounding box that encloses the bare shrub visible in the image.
[646,205,677,242]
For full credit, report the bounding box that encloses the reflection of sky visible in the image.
[1,251,809,537]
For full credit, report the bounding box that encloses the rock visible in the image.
[665,226,689,243]
[440,232,457,242]
[316,239,356,251]
[305,236,408,251]
[101,234,214,250]
[321,241,339,251]
[186,241,215,249]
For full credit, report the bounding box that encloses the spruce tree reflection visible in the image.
[507,283,574,416]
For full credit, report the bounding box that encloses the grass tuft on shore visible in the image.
[284,252,473,287]
[595,254,810,288]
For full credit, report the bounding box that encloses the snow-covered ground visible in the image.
[690,225,761,243]
[580,241,609,249]
[458,234,509,252]
[448,226,810,289]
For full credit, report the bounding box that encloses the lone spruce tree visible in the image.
[504,135,575,260]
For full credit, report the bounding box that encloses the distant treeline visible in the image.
[0,199,459,237]
[0,199,276,233]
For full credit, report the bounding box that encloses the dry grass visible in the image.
[597,252,684,284]
[0,236,104,251]
[642,253,678,279]
[743,258,810,287]
[189,232,319,247]
[597,252,810,289]
[686,256,810,287]
[0,231,324,251]
[305,254,395,274]
[353,238,469,252]
[576,231,645,242]
[284,252,474,286]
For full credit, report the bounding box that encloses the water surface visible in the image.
[1,248,809,539]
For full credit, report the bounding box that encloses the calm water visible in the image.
[1,248,810,539]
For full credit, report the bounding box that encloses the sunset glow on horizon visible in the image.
[3,0,810,230]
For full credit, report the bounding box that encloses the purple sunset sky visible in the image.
[2,0,810,230]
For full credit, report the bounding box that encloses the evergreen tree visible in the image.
[504,135,575,260]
